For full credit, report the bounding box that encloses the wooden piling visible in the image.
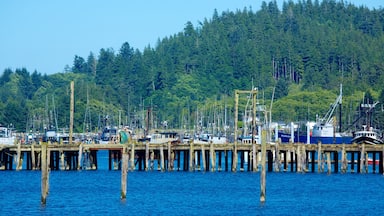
[360,143,365,174]
[31,144,36,170]
[341,145,347,173]
[130,144,135,171]
[297,145,302,173]
[252,143,257,172]
[121,146,128,200]
[41,143,48,205]
[317,141,322,173]
[210,142,215,171]
[160,146,164,171]
[201,145,206,171]
[168,142,173,171]
[77,143,83,170]
[274,140,280,172]
[16,141,22,171]
[232,144,238,172]
[260,131,266,203]
[326,152,331,174]
[145,142,149,171]
[189,142,194,171]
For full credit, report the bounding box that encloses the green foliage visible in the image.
[1,1,384,132]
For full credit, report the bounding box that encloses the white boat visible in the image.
[0,126,16,145]
[193,133,227,144]
[352,125,383,145]
[148,132,179,144]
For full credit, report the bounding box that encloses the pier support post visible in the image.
[41,143,48,205]
[160,145,164,171]
[260,131,266,203]
[130,144,135,171]
[145,142,149,171]
[232,144,238,172]
[326,152,331,174]
[274,140,280,172]
[210,142,215,172]
[297,145,302,173]
[121,146,128,200]
[252,142,258,172]
[317,141,322,173]
[168,142,174,171]
[201,145,206,171]
[189,142,194,171]
[360,143,365,173]
[31,144,36,170]
[341,145,347,173]
[16,141,22,171]
[77,143,83,170]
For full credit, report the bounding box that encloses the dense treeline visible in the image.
[1,0,384,133]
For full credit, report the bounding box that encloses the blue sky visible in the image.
[0,0,382,75]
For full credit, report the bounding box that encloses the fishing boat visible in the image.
[98,126,118,144]
[0,125,16,145]
[278,84,352,144]
[193,133,227,144]
[138,131,179,144]
[351,126,383,145]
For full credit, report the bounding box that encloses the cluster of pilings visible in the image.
[1,141,384,174]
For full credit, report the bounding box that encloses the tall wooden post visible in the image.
[327,152,332,174]
[130,144,135,171]
[201,145,206,171]
[360,143,365,173]
[31,144,36,170]
[77,143,83,170]
[317,141,322,173]
[160,145,164,171]
[41,143,48,205]
[341,145,347,173]
[252,142,257,172]
[274,140,280,172]
[260,130,266,203]
[69,81,74,145]
[16,141,22,171]
[121,146,128,200]
[189,142,194,171]
[145,142,149,171]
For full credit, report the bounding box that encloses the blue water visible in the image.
[1,170,384,215]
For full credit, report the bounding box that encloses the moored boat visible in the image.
[0,125,16,145]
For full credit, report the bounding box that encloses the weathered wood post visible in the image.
[297,144,302,173]
[16,141,22,170]
[69,81,74,145]
[252,142,258,172]
[274,139,280,172]
[210,142,215,172]
[341,145,347,173]
[41,142,48,205]
[130,143,135,171]
[60,150,65,170]
[31,144,36,170]
[145,142,149,171]
[317,141,322,173]
[150,150,154,171]
[260,130,267,203]
[160,145,164,171]
[77,143,83,170]
[121,146,128,200]
[201,145,206,171]
[301,144,307,172]
[189,141,194,171]
[360,143,365,173]
[326,152,332,174]
[168,142,174,171]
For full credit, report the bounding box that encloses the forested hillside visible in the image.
[1,0,384,133]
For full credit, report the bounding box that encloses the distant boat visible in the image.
[139,131,179,144]
[0,125,16,145]
[193,133,227,144]
[98,126,118,144]
[351,125,383,145]
[278,84,352,144]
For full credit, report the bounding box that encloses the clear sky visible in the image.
[0,0,382,75]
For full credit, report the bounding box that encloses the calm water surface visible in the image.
[1,170,384,215]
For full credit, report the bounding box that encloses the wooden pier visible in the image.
[1,141,384,174]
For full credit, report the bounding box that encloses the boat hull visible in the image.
[278,132,352,144]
